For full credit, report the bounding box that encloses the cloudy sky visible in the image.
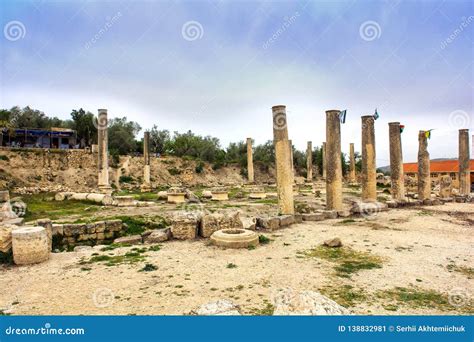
[1,0,472,166]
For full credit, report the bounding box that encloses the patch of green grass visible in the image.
[338,219,356,225]
[81,251,146,266]
[249,301,275,315]
[19,193,101,222]
[376,286,473,313]
[226,263,237,269]
[139,263,158,272]
[302,245,383,278]
[102,215,169,236]
[100,243,131,251]
[148,245,162,252]
[259,235,271,244]
[320,284,368,308]
[417,209,434,216]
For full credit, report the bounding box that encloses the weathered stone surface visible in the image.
[113,235,142,245]
[325,110,342,211]
[74,245,93,252]
[294,214,303,224]
[12,226,50,265]
[323,210,338,219]
[167,193,186,204]
[336,210,351,218]
[241,217,256,230]
[418,130,431,201]
[302,213,325,222]
[0,190,10,202]
[386,200,398,208]
[170,214,198,240]
[323,238,342,248]
[257,217,280,231]
[192,300,241,315]
[278,215,295,227]
[113,195,136,207]
[185,189,200,202]
[145,229,170,243]
[273,289,350,315]
[199,211,243,238]
[211,191,229,201]
[439,175,452,199]
[361,115,377,202]
[157,191,168,200]
[0,224,17,253]
[210,229,259,248]
[202,190,213,199]
[351,202,387,215]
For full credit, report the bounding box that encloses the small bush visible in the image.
[119,175,133,183]
[259,235,271,244]
[168,167,181,175]
[195,161,205,174]
[139,263,158,272]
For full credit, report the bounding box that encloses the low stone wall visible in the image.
[36,219,124,249]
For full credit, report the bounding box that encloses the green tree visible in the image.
[70,108,97,146]
[108,117,141,155]
[149,125,171,154]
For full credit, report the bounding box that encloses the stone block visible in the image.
[12,226,50,265]
[145,229,170,243]
[52,224,64,236]
[386,200,398,208]
[278,215,295,227]
[114,235,142,245]
[105,220,122,232]
[302,213,325,222]
[323,210,338,219]
[256,217,280,231]
[336,210,351,218]
[171,214,198,240]
[294,214,303,224]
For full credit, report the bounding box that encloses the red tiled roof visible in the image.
[403,160,474,173]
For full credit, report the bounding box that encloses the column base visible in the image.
[98,184,113,194]
[140,183,152,192]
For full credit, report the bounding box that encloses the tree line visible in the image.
[0,106,360,175]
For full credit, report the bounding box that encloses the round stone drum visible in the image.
[12,226,50,265]
[210,229,259,249]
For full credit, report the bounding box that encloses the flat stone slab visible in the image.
[336,210,351,218]
[323,210,338,219]
[145,230,170,243]
[192,300,241,315]
[210,229,259,249]
[113,235,142,245]
[278,215,295,227]
[350,202,388,215]
[302,213,325,222]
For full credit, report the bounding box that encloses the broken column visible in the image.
[326,110,342,211]
[418,130,431,201]
[439,175,452,199]
[306,141,313,182]
[349,143,356,183]
[272,105,294,215]
[141,131,151,192]
[459,129,470,196]
[361,115,377,202]
[389,122,405,200]
[246,138,254,183]
[97,109,112,193]
[322,142,327,179]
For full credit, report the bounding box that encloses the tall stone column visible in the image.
[97,109,112,193]
[306,141,313,181]
[322,142,327,179]
[418,130,431,201]
[246,137,254,183]
[361,115,377,201]
[141,131,151,192]
[272,105,294,215]
[326,110,342,211]
[289,140,295,180]
[389,122,405,200]
[459,129,470,196]
[349,143,356,183]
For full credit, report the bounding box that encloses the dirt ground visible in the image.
[1,202,472,316]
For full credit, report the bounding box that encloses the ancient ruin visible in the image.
[97,109,112,194]
[246,137,254,183]
[361,115,377,202]
[459,129,470,196]
[389,122,405,201]
[141,131,151,192]
[306,141,313,182]
[417,130,431,201]
[325,110,342,211]
[348,143,356,183]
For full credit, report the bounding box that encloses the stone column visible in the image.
[418,130,431,201]
[459,129,470,196]
[97,109,112,193]
[349,143,356,183]
[246,138,254,183]
[389,122,405,200]
[272,105,294,215]
[289,139,294,177]
[326,110,342,211]
[322,142,327,179]
[306,141,313,181]
[361,115,377,202]
[141,131,151,192]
